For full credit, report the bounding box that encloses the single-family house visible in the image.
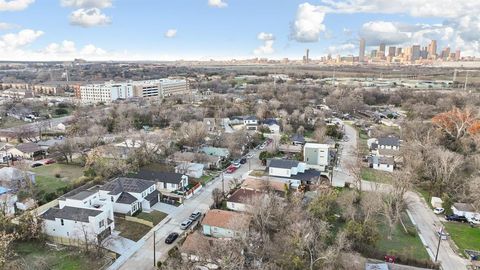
[201,209,250,238]
[98,177,159,215]
[377,136,400,150]
[200,146,230,159]
[41,189,115,244]
[7,142,44,160]
[291,134,306,145]
[452,203,479,219]
[262,119,280,134]
[244,116,258,131]
[172,151,221,169]
[240,177,288,195]
[303,143,330,171]
[175,163,204,178]
[369,156,394,172]
[226,188,263,212]
[268,159,305,178]
[37,138,64,153]
[132,169,188,192]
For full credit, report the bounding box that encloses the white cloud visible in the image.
[360,21,411,45]
[60,0,112,9]
[208,0,227,8]
[254,32,275,55]
[80,44,106,55]
[0,29,43,50]
[0,22,18,30]
[69,8,111,27]
[44,40,76,54]
[164,29,177,38]
[0,0,34,11]
[291,3,327,42]
[326,43,356,55]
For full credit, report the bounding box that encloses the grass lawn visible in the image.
[8,241,109,270]
[198,174,214,184]
[32,163,84,181]
[0,116,26,128]
[136,210,168,226]
[249,170,266,177]
[444,222,480,252]
[115,218,151,242]
[35,175,69,194]
[376,213,430,261]
[361,167,393,184]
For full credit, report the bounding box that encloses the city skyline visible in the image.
[0,0,480,61]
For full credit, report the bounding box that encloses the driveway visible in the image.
[103,232,136,256]
[151,202,180,215]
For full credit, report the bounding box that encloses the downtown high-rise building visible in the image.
[359,38,366,62]
[455,49,461,60]
[428,40,437,59]
[396,47,402,56]
[379,43,386,56]
[412,45,421,61]
[388,46,396,57]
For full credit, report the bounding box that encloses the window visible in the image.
[99,220,105,228]
[61,219,64,226]
[111,196,114,202]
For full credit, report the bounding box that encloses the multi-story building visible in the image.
[80,78,189,103]
[80,81,134,104]
[359,38,366,62]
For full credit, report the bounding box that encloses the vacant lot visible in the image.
[32,163,84,181]
[444,222,480,253]
[6,241,110,270]
[33,163,85,203]
[376,213,430,261]
[115,218,151,242]
[0,116,25,129]
[136,210,168,226]
[361,167,393,184]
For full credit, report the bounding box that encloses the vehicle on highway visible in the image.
[226,165,237,174]
[240,158,247,164]
[433,207,445,214]
[165,232,179,244]
[44,159,56,165]
[445,214,468,223]
[189,211,202,221]
[180,219,193,230]
[31,163,43,168]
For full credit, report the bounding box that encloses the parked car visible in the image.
[246,153,253,159]
[433,207,445,214]
[259,145,265,150]
[31,163,43,168]
[240,158,247,164]
[226,165,237,174]
[165,232,179,244]
[445,214,468,223]
[189,211,202,221]
[44,159,56,164]
[468,216,480,225]
[180,219,193,230]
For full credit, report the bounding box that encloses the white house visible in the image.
[243,116,258,131]
[370,156,394,172]
[376,136,400,150]
[99,177,159,215]
[175,163,204,178]
[268,159,306,178]
[41,190,115,243]
[452,203,479,219]
[201,209,250,238]
[303,143,330,171]
[133,169,189,192]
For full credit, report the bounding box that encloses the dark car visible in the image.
[31,163,43,168]
[165,232,179,244]
[240,158,247,164]
[445,214,468,223]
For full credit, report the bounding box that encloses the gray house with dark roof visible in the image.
[377,136,400,150]
[98,177,159,215]
[132,169,188,192]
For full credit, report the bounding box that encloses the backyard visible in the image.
[115,218,151,242]
[135,210,168,226]
[6,241,110,270]
[32,163,85,202]
[444,222,480,253]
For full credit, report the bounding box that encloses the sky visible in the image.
[0,0,479,61]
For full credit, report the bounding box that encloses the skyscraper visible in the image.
[455,49,461,60]
[370,50,377,58]
[388,46,396,57]
[359,38,366,62]
[412,45,421,61]
[379,43,386,57]
[429,40,437,59]
[396,47,402,56]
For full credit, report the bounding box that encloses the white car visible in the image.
[433,207,445,214]
[246,153,253,159]
[468,216,480,225]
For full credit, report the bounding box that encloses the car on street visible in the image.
[165,232,179,244]
[226,165,237,173]
[246,153,253,159]
[468,216,480,225]
[433,207,445,214]
[232,161,241,168]
[31,163,43,168]
[189,211,202,221]
[240,158,247,164]
[180,219,193,230]
[259,145,265,150]
[445,214,468,223]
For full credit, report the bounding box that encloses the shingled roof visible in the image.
[132,169,185,184]
[41,206,102,222]
[100,177,155,195]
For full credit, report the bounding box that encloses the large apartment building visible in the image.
[80,78,189,103]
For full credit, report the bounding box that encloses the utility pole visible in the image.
[464,71,469,91]
[153,230,156,267]
[221,172,225,197]
[435,226,443,262]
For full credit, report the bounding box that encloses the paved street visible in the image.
[111,149,263,270]
[337,123,469,270]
